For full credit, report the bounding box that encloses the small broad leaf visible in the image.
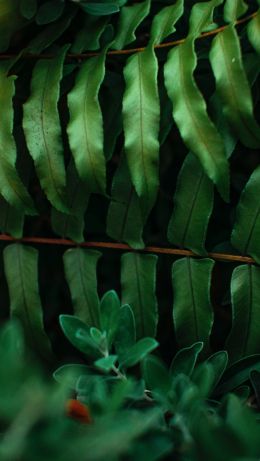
[150,0,184,45]
[119,338,158,369]
[209,25,260,149]
[215,354,260,395]
[63,248,101,326]
[113,0,151,50]
[114,304,136,356]
[23,46,69,212]
[95,355,118,372]
[53,364,92,389]
[164,38,229,201]
[223,0,248,23]
[106,157,145,249]
[67,52,107,195]
[225,264,260,361]
[36,1,64,24]
[247,11,260,54]
[170,342,204,377]
[100,290,120,347]
[142,355,171,394]
[167,153,214,255]
[121,252,158,339]
[3,244,53,361]
[20,0,37,19]
[59,314,101,358]
[80,2,120,16]
[172,258,214,351]
[231,166,260,264]
[123,46,160,214]
[192,362,216,398]
[206,350,228,389]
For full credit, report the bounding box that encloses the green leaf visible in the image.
[53,364,92,389]
[3,244,53,361]
[172,257,214,350]
[164,38,229,201]
[231,166,260,263]
[142,355,171,394]
[71,16,108,52]
[0,1,21,52]
[150,0,184,45]
[100,290,120,347]
[119,338,158,369]
[167,153,214,255]
[192,362,216,398]
[113,0,151,50]
[223,0,248,22]
[102,72,124,161]
[250,370,260,407]
[67,52,107,195]
[209,25,260,149]
[36,1,64,25]
[215,354,260,395]
[63,248,101,326]
[123,46,160,214]
[0,196,24,238]
[20,0,37,19]
[206,350,228,389]
[51,159,90,243]
[225,265,260,361]
[170,342,204,377]
[106,157,145,249]
[80,2,119,15]
[23,46,69,212]
[121,252,158,339]
[0,66,35,214]
[247,11,260,54]
[188,0,223,37]
[95,355,118,372]
[59,314,101,357]
[114,304,136,356]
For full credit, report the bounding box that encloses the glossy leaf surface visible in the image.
[113,0,150,50]
[223,0,248,22]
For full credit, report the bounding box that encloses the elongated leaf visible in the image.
[215,354,260,395]
[142,355,171,394]
[167,153,214,255]
[114,304,136,356]
[106,157,145,249]
[71,16,108,53]
[250,370,260,407]
[113,0,150,50]
[100,290,120,347]
[188,0,223,37]
[209,25,260,149]
[225,265,260,362]
[150,0,184,45]
[121,252,158,339]
[51,159,89,243]
[164,38,229,201]
[170,342,204,377]
[80,2,119,15]
[67,52,107,195]
[0,196,24,238]
[224,0,248,22]
[23,46,68,212]
[231,166,260,263]
[36,1,64,25]
[172,257,214,350]
[206,350,228,389]
[3,244,53,361]
[247,11,260,55]
[0,0,21,52]
[123,46,160,214]
[63,248,101,326]
[0,66,35,214]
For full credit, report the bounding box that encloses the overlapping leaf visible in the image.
[247,10,260,54]
[121,252,158,339]
[3,244,53,361]
[113,0,151,50]
[231,165,260,263]
[223,0,248,22]
[226,264,260,362]
[23,46,68,212]
[63,248,101,326]
[172,257,214,351]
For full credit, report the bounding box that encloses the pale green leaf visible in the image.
[225,265,260,362]
[51,160,89,243]
[149,0,184,45]
[224,0,248,23]
[123,46,160,213]
[67,52,107,195]
[209,25,260,149]
[247,10,260,54]
[121,252,158,339]
[100,290,120,347]
[188,0,223,37]
[63,248,101,326]
[113,0,151,50]
[23,46,68,212]
[172,257,214,350]
[106,157,145,249]
[231,166,260,263]
[119,338,158,369]
[164,38,229,201]
[3,244,53,361]
[170,342,204,377]
[0,66,35,214]
[167,153,214,255]
[71,16,108,53]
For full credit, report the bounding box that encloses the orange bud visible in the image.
[66,399,92,424]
